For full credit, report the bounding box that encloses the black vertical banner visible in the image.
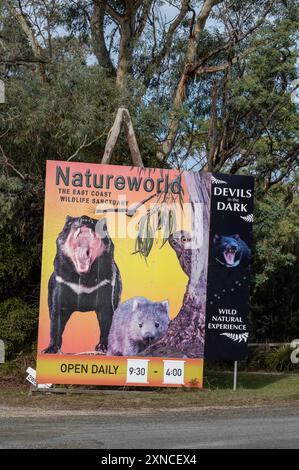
[204,173,254,361]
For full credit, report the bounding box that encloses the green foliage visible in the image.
[0,240,35,297]
[253,187,299,288]
[250,185,299,341]
[0,298,38,357]
[0,0,297,354]
[265,345,297,372]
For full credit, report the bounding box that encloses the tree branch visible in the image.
[134,0,154,38]
[0,56,48,66]
[11,5,48,83]
[0,145,25,180]
[188,0,276,76]
[262,143,299,193]
[208,80,219,170]
[155,0,276,163]
[67,130,108,161]
[156,0,224,163]
[153,0,190,64]
[95,192,158,216]
[105,2,123,23]
[91,0,116,75]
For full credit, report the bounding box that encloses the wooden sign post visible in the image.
[101,107,144,167]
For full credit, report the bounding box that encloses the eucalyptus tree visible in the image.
[0,0,298,349]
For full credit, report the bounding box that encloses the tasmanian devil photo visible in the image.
[43,215,122,354]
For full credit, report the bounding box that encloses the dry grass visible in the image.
[0,355,298,411]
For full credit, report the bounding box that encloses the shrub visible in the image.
[265,345,298,372]
[0,298,38,358]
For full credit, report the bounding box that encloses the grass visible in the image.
[0,356,298,411]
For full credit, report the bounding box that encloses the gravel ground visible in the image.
[0,404,298,449]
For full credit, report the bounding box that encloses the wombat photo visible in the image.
[107,297,170,356]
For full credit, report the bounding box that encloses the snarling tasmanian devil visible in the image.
[213,234,251,268]
[43,215,122,354]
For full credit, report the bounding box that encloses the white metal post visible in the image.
[233,361,238,391]
[0,340,5,363]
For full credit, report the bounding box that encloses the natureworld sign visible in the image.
[36,161,253,388]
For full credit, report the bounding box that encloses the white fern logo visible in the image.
[240,214,253,223]
[220,332,249,343]
[211,176,227,185]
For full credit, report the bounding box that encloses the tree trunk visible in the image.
[143,171,211,358]
[116,18,134,94]
[12,7,48,84]
[156,0,221,162]
[91,0,116,76]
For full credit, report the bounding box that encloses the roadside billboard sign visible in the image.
[36,161,253,388]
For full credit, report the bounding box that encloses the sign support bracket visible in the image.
[101,107,144,167]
